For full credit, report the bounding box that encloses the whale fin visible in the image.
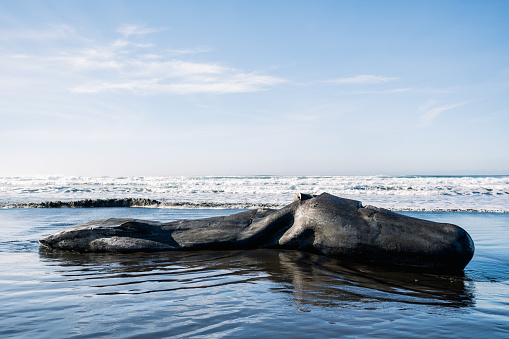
[293,193,316,202]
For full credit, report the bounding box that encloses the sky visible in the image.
[1,0,508,176]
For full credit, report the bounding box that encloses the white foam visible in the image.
[1,175,508,212]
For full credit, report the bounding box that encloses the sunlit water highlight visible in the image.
[1,208,508,337]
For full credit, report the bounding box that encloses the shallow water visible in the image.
[1,208,509,338]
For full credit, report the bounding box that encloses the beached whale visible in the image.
[39,193,475,271]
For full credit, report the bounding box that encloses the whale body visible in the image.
[39,193,475,271]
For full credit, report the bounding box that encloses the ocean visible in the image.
[2,175,508,211]
[1,175,508,337]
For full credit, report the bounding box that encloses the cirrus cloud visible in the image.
[2,24,286,96]
[418,100,472,126]
[116,24,167,37]
[328,74,398,84]
[65,25,286,94]
[71,72,285,94]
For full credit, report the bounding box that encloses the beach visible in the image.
[3,0,509,336]
[1,176,508,337]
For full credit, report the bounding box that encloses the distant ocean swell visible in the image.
[1,175,508,212]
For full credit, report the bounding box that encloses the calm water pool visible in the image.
[1,208,508,338]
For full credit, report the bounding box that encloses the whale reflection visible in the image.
[39,248,474,308]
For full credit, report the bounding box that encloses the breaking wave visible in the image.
[1,175,508,212]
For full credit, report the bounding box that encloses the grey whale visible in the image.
[39,193,475,271]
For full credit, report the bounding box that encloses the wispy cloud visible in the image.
[341,88,411,95]
[339,87,457,96]
[72,72,284,94]
[328,75,398,84]
[166,47,211,55]
[72,25,286,94]
[4,24,286,95]
[419,101,471,126]
[66,53,285,94]
[0,23,76,40]
[116,24,167,37]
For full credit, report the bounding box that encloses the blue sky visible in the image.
[1,0,508,176]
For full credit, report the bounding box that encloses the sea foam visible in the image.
[1,175,508,212]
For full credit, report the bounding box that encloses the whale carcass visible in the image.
[39,193,475,270]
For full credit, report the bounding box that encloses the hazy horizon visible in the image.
[1,1,508,177]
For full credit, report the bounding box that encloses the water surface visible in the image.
[2,175,508,211]
[1,208,508,337]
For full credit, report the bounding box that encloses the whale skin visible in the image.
[39,193,475,271]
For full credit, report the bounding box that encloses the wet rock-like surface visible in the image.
[10,198,161,208]
[39,193,475,270]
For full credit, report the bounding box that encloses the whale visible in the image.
[39,193,475,271]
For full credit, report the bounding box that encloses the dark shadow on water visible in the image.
[39,248,475,309]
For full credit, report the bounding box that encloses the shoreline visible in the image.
[1,197,508,213]
[1,175,508,213]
